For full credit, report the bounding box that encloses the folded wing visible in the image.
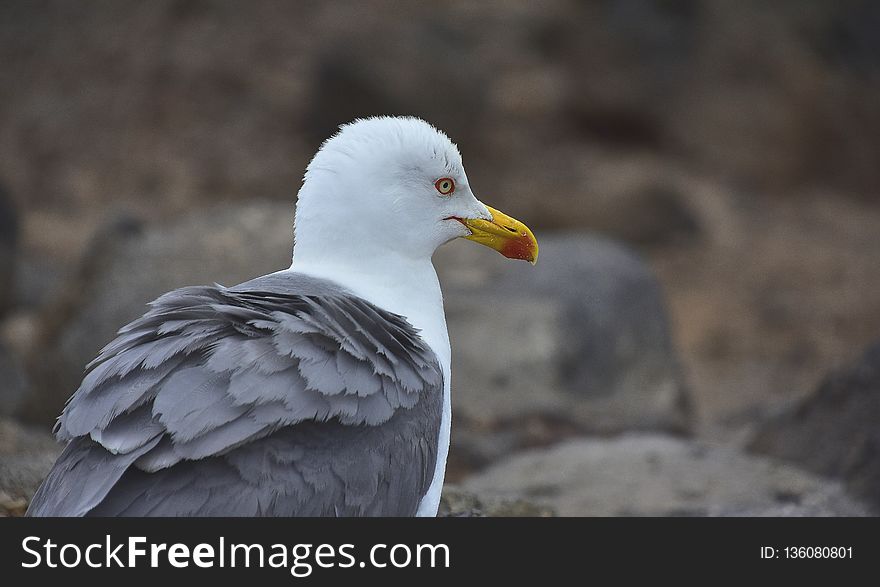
[27,273,443,516]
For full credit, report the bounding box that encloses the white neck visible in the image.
[288,252,450,368]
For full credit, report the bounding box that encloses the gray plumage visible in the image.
[27,272,443,516]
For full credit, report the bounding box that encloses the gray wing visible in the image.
[27,272,443,517]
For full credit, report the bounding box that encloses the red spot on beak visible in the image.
[501,236,535,261]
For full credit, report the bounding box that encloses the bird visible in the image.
[27,116,538,517]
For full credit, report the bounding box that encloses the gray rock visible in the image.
[512,152,703,246]
[435,233,690,437]
[0,417,61,516]
[0,183,17,316]
[749,340,880,511]
[20,201,295,424]
[0,342,25,418]
[462,434,870,516]
[439,485,555,517]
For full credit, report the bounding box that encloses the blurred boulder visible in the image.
[436,233,691,440]
[0,417,60,516]
[303,24,489,153]
[0,183,17,316]
[571,154,703,247]
[0,341,25,418]
[463,434,870,516]
[439,485,555,517]
[749,340,880,511]
[589,182,701,247]
[488,146,705,247]
[0,182,30,413]
[19,201,294,424]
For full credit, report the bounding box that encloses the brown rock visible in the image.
[0,417,61,516]
[20,202,294,424]
[749,340,880,511]
[464,434,870,516]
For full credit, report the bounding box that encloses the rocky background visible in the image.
[2,0,879,516]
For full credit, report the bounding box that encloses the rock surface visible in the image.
[463,435,870,516]
[18,201,295,423]
[436,234,690,438]
[0,417,60,516]
[0,183,16,316]
[749,340,880,511]
[439,485,555,517]
[0,342,25,418]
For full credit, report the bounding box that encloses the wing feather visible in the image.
[29,273,443,517]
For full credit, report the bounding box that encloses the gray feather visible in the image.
[29,271,443,517]
[27,435,163,517]
[89,384,441,517]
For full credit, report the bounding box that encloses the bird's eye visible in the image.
[434,177,455,195]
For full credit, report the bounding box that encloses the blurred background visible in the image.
[1,0,879,516]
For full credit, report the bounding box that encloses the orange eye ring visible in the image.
[435,177,455,195]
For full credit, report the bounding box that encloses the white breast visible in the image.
[415,359,451,516]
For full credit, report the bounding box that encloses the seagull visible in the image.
[27,116,538,517]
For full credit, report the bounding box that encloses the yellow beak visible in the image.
[459,205,538,264]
